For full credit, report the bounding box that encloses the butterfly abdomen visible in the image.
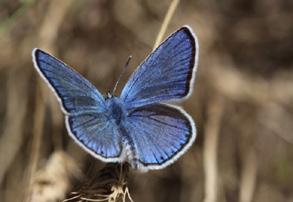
[104,97,142,167]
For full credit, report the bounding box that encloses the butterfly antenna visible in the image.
[111,55,132,95]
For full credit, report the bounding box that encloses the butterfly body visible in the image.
[105,96,127,125]
[33,26,199,171]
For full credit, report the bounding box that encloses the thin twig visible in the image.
[153,0,181,49]
[25,83,46,202]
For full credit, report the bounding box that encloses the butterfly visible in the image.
[32,26,199,171]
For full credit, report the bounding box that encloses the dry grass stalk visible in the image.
[153,0,181,50]
[203,96,224,202]
[0,71,28,184]
[38,0,72,53]
[239,149,257,202]
[25,0,73,201]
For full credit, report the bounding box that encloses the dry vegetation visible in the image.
[0,0,293,202]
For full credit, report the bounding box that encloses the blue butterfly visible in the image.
[32,26,199,171]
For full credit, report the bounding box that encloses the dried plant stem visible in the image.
[203,96,224,202]
[38,0,72,53]
[25,83,46,202]
[0,71,28,184]
[40,0,73,150]
[25,1,73,201]
[153,0,181,49]
[239,149,257,202]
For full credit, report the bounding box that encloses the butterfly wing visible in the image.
[125,104,196,170]
[33,49,122,161]
[33,49,106,115]
[66,113,122,161]
[120,26,198,108]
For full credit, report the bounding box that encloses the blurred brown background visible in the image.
[0,0,293,202]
